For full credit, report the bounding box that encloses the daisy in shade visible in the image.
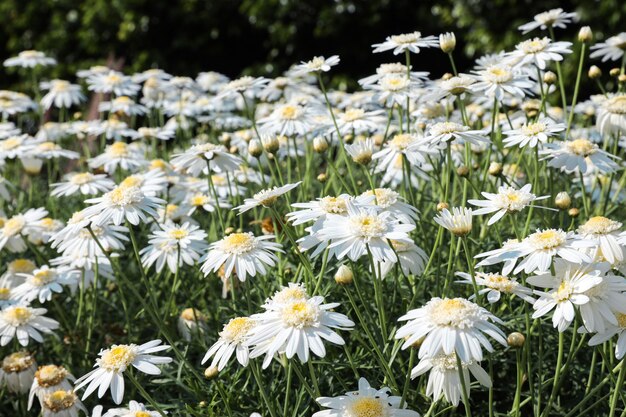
[313,377,420,417]
[0,351,37,394]
[424,122,488,149]
[74,340,172,404]
[235,182,301,214]
[140,222,208,274]
[39,80,85,110]
[508,37,572,70]
[411,352,491,407]
[170,143,243,176]
[29,364,76,410]
[246,290,354,369]
[0,305,59,346]
[455,271,535,304]
[86,70,140,96]
[372,31,439,55]
[291,55,340,77]
[202,316,255,371]
[377,239,428,278]
[518,9,578,34]
[528,260,603,332]
[588,312,626,359]
[200,232,283,282]
[471,64,534,100]
[395,297,507,362]
[81,185,165,226]
[503,117,564,148]
[0,208,48,253]
[596,94,626,136]
[468,184,550,225]
[590,33,626,62]
[577,216,626,264]
[316,201,415,263]
[50,173,115,197]
[3,50,56,68]
[99,96,147,116]
[541,138,620,174]
[434,207,473,237]
[217,76,269,100]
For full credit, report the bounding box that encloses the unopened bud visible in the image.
[619,74,626,83]
[228,146,238,154]
[578,26,593,43]
[543,71,557,85]
[507,332,525,348]
[488,162,502,176]
[248,139,263,158]
[436,202,449,211]
[262,136,280,153]
[568,207,580,218]
[317,173,327,183]
[334,265,353,285]
[457,166,469,178]
[440,32,456,54]
[555,192,571,210]
[224,227,235,235]
[588,65,602,79]
[204,366,219,379]
[610,68,621,77]
[442,72,454,81]
[313,137,328,153]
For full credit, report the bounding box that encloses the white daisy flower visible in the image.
[0,305,59,346]
[313,377,420,417]
[235,182,301,214]
[396,297,507,362]
[424,122,488,148]
[50,173,115,197]
[588,313,626,359]
[578,265,626,333]
[28,364,76,410]
[140,222,208,273]
[502,117,564,148]
[101,400,161,417]
[246,292,354,369]
[88,142,148,174]
[39,80,85,110]
[377,239,428,278]
[217,76,269,100]
[372,31,439,55]
[345,137,375,165]
[596,94,626,136]
[332,108,386,137]
[577,216,626,264]
[4,50,56,68]
[257,103,316,136]
[358,62,429,87]
[471,64,534,100]
[369,74,414,106]
[74,340,172,404]
[518,9,578,34]
[202,316,255,371]
[13,266,78,304]
[375,133,437,172]
[40,389,86,417]
[177,308,208,342]
[508,37,572,70]
[87,71,140,96]
[411,352,491,407]
[291,55,340,76]
[0,207,48,253]
[590,33,626,62]
[200,232,283,282]
[131,127,175,142]
[468,184,550,225]
[528,260,603,332]
[357,188,419,224]
[455,271,535,303]
[82,185,165,226]
[541,138,620,174]
[171,143,243,176]
[99,96,147,116]
[1,351,37,395]
[433,207,473,237]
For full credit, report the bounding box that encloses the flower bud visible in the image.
[457,166,469,177]
[578,26,593,43]
[204,366,219,379]
[436,202,449,211]
[555,192,571,210]
[317,173,327,183]
[313,137,328,153]
[507,332,525,348]
[439,32,457,54]
[619,74,626,84]
[334,265,353,285]
[610,68,621,77]
[568,207,580,218]
[442,72,454,81]
[262,136,280,153]
[21,157,43,176]
[488,162,502,176]
[588,65,602,79]
[248,139,263,158]
[543,71,557,85]
[224,227,236,235]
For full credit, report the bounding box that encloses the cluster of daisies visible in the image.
[1,6,626,417]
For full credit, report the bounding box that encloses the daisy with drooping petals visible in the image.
[541,138,620,174]
[503,118,565,148]
[590,33,626,62]
[0,351,37,393]
[200,232,283,282]
[81,185,165,226]
[28,364,76,410]
[235,182,301,214]
[0,208,48,253]
[377,239,428,278]
[433,207,473,237]
[4,50,56,68]
[455,271,535,304]
[39,80,85,110]
[577,216,626,264]
[74,340,172,404]
[468,184,550,225]
[372,31,439,55]
[140,222,208,273]
[246,290,354,369]
[588,313,626,359]
[357,188,419,224]
[313,377,420,417]
[40,390,86,417]
[51,172,115,197]
[0,305,59,346]
[291,55,340,77]
[528,260,603,332]
[170,143,243,176]
[518,9,578,34]
[202,316,255,371]
[100,400,161,417]
[316,201,415,263]
[596,94,626,136]
[508,37,572,70]
[411,353,491,407]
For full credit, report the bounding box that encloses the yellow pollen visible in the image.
[99,345,136,372]
[349,397,385,417]
[352,214,386,238]
[135,412,151,417]
[342,109,365,122]
[40,218,55,228]
[43,390,76,412]
[38,142,57,152]
[222,233,256,254]
[221,317,254,341]
[33,269,55,286]
[2,352,34,373]
[9,259,36,273]
[617,313,626,328]
[280,105,299,120]
[70,173,93,185]
[4,307,32,325]
[109,142,128,157]
[281,300,318,328]
[580,216,621,235]
[150,159,167,170]
[530,229,565,250]
[120,175,143,188]
[320,196,347,214]
[390,133,413,150]
[191,194,210,206]
[36,365,68,387]
[2,216,26,237]
[181,308,205,322]
[555,281,573,302]
[168,228,189,240]
[1,137,22,150]
[0,288,10,300]
[521,122,547,136]
[566,139,596,156]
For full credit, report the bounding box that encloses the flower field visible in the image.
[1,8,626,417]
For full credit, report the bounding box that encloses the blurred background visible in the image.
[1,0,624,90]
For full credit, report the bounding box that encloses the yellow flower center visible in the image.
[70,173,93,185]
[320,196,347,214]
[529,229,565,250]
[617,313,626,329]
[485,66,513,83]
[43,390,76,412]
[168,228,189,240]
[566,139,596,156]
[391,32,421,44]
[521,37,550,53]
[0,288,10,300]
[221,317,254,342]
[363,188,398,208]
[38,142,57,152]
[484,274,517,293]
[554,281,573,302]
[150,159,167,170]
[579,216,621,235]
[99,345,136,372]
[342,109,365,122]
[280,105,299,120]
[349,397,385,417]
[181,308,205,322]
[351,214,386,238]
[106,186,142,206]
[109,142,128,157]
[281,300,319,328]
[135,412,151,417]
[2,216,26,237]
[36,365,68,387]
[520,122,547,136]
[606,95,626,115]
[389,133,413,150]
[191,194,210,206]
[1,352,34,373]
[381,75,409,91]
[3,307,33,326]
[106,74,122,84]
[221,232,256,254]
[120,175,143,189]
[429,298,474,327]
[33,269,55,286]
[9,259,36,274]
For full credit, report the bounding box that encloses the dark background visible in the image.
[1,0,624,90]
